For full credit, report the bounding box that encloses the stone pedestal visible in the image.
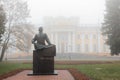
[28,45,57,75]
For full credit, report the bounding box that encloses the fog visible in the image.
[4,0,115,60]
[27,0,105,25]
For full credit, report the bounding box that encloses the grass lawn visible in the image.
[55,63,120,80]
[0,61,120,80]
[0,62,32,75]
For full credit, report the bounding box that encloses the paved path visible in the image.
[4,70,75,80]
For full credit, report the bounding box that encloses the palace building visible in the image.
[44,17,110,54]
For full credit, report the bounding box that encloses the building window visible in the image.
[93,34,96,39]
[103,45,106,52]
[77,34,80,39]
[85,34,88,39]
[94,44,97,52]
[77,44,80,52]
[85,44,89,52]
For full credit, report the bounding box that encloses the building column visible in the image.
[81,34,85,53]
[51,33,53,43]
[68,32,71,52]
[52,33,55,44]
[89,34,93,53]
[55,33,58,53]
[72,32,75,52]
[97,33,101,53]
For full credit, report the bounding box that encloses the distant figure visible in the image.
[32,27,52,50]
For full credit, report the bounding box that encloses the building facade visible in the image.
[44,17,110,54]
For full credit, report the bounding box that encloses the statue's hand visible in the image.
[32,40,35,44]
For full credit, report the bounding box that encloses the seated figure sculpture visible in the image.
[32,27,53,50]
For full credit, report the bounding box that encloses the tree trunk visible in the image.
[0,43,7,62]
[0,35,9,62]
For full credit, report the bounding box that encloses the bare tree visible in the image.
[0,4,6,44]
[0,0,29,61]
[13,23,35,53]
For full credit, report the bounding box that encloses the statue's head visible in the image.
[39,27,43,33]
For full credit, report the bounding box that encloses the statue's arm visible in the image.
[45,34,51,45]
[32,34,37,44]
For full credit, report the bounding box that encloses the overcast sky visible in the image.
[27,0,105,26]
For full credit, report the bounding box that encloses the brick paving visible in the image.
[3,70,75,80]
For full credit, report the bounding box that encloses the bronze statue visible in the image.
[29,27,57,75]
[32,27,52,50]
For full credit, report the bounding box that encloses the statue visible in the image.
[32,27,53,50]
[29,27,57,75]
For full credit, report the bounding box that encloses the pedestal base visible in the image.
[28,70,58,76]
[31,45,56,75]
